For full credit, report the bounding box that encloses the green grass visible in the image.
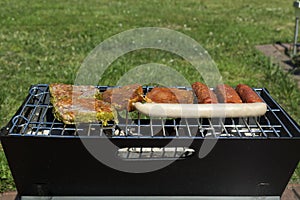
[0,0,300,192]
[0,147,14,192]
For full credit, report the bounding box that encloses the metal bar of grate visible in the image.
[258,115,280,138]
[198,119,206,137]
[161,119,166,137]
[137,112,141,135]
[184,118,192,137]
[150,118,154,137]
[21,88,49,134]
[266,104,293,138]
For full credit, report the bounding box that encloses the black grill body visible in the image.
[1,84,300,197]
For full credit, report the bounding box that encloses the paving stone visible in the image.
[281,184,300,200]
[0,191,17,200]
[256,43,300,89]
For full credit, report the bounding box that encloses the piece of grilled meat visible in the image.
[145,87,194,104]
[49,83,115,125]
[192,82,218,104]
[102,84,144,111]
[215,84,242,103]
[235,84,263,103]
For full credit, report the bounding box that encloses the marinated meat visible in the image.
[215,84,242,103]
[102,84,144,111]
[236,84,263,103]
[192,82,218,104]
[146,87,194,104]
[49,83,101,101]
[49,83,115,125]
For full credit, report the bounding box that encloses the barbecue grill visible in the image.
[1,84,300,200]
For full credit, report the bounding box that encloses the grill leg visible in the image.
[293,17,299,56]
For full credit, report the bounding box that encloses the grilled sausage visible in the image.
[192,82,218,104]
[235,84,263,103]
[146,87,193,104]
[215,84,242,103]
[134,102,267,118]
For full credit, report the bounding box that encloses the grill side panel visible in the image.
[2,136,300,196]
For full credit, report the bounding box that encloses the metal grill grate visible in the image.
[4,84,300,139]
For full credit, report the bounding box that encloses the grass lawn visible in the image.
[1,0,300,193]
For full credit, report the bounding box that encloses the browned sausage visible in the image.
[235,84,263,103]
[192,82,218,104]
[146,87,194,104]
[215,84,242,103]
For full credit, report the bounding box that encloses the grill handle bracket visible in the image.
[116,147,195,161]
